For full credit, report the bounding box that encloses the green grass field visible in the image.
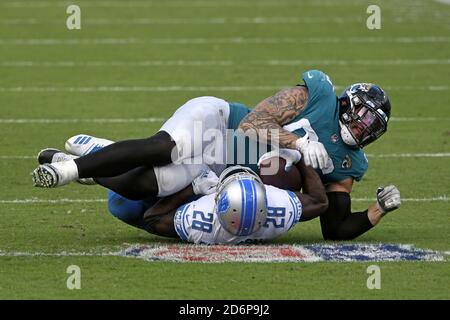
[0,0,449,299]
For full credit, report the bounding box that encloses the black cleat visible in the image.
[37,148,62,164]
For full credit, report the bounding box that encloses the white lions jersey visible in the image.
[174,185,302,244]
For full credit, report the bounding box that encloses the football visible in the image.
[259,157,302,191]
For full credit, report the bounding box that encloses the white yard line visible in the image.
[435,0,450,5]
[0,196,447,204]
[0,117,449,124]
[0,118,166,124]
[0,85,281,92]
[0,1,394,9]
[352,196,449,202]
[1,17,363,25]
[365,153,450,158]
[3,153,450,160]
[0,60,234,67]
[3,16,447,25]
[0,199,108,204]
[0,250,115,257]
[0,85,448,93]
[263,59,450,66]
[1,59,449,68]
[0,37,448,45]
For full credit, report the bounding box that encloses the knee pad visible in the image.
[153,163,207,197]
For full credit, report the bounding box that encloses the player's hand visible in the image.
[376,185,401,215]
[257,148,302,172]
[192,168,219,195]
[295,133,331,170]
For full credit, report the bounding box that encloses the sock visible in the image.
[51,160,79,183]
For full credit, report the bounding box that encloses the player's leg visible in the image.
[95,167,159,200]
[38,146,207,200]
[107,190,158,230]
[74,131,175,179]
[96,162,206,199]
[32,96,229,188]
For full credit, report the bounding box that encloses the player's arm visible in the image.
[143,168,218,237]
[239,86,330,169]
[142,185,195,238]
[321,180,401,240]
[294,160,328,221]
[238,86,308,149]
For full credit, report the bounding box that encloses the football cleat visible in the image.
[37,148,77,165]
[37,148,96,186]
[32,164,60,188]
[32,161,78,188]
[65,134,114,156]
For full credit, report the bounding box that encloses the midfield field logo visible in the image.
[121,243,446,263]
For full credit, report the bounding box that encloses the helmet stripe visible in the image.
[237,179,246,235]
[248,180,258,235]
[240,179,256,236]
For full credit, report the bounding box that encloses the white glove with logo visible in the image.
[295,133,331,170]
[376,185,401,215]
[257,148,302,172]
[192,168,219,195]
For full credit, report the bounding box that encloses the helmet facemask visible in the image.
[339,84,389,148]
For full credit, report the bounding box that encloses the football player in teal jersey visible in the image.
[32,70,400,241]
[239,70,401,240]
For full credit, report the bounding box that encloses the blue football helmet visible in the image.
[214,166,267,236]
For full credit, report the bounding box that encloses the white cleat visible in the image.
[65,134,114,157]
[32,164,62,188]
[36,148,96,185]
[32,161,79,188]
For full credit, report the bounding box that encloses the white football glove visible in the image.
[295,133,331,170]
[192,168,219,195]
[257,148,302,172]
[376,185,401,215]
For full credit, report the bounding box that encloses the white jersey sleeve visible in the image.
[174,185,302,244]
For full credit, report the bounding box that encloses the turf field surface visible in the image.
[0,0,449,299]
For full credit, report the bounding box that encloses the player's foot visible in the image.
[65,134,114,157]
[32,164,61,188]
[36,149,97,185]
[37,148,77,164]
[32,161,79,188]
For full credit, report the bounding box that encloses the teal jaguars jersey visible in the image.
[226,102,264,173]
[282,70,368,182]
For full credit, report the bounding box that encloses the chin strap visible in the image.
[339,121,358,147]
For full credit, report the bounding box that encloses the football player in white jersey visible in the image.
[140,157,327,244]
[32,96,240,198]
[36,144,327,244]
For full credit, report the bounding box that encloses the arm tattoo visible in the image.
[239,86,308,149]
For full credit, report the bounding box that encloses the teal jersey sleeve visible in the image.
[283,70,368,182]
[226,101,271,174]
[299,69,337,118]
[227,102,251,130]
